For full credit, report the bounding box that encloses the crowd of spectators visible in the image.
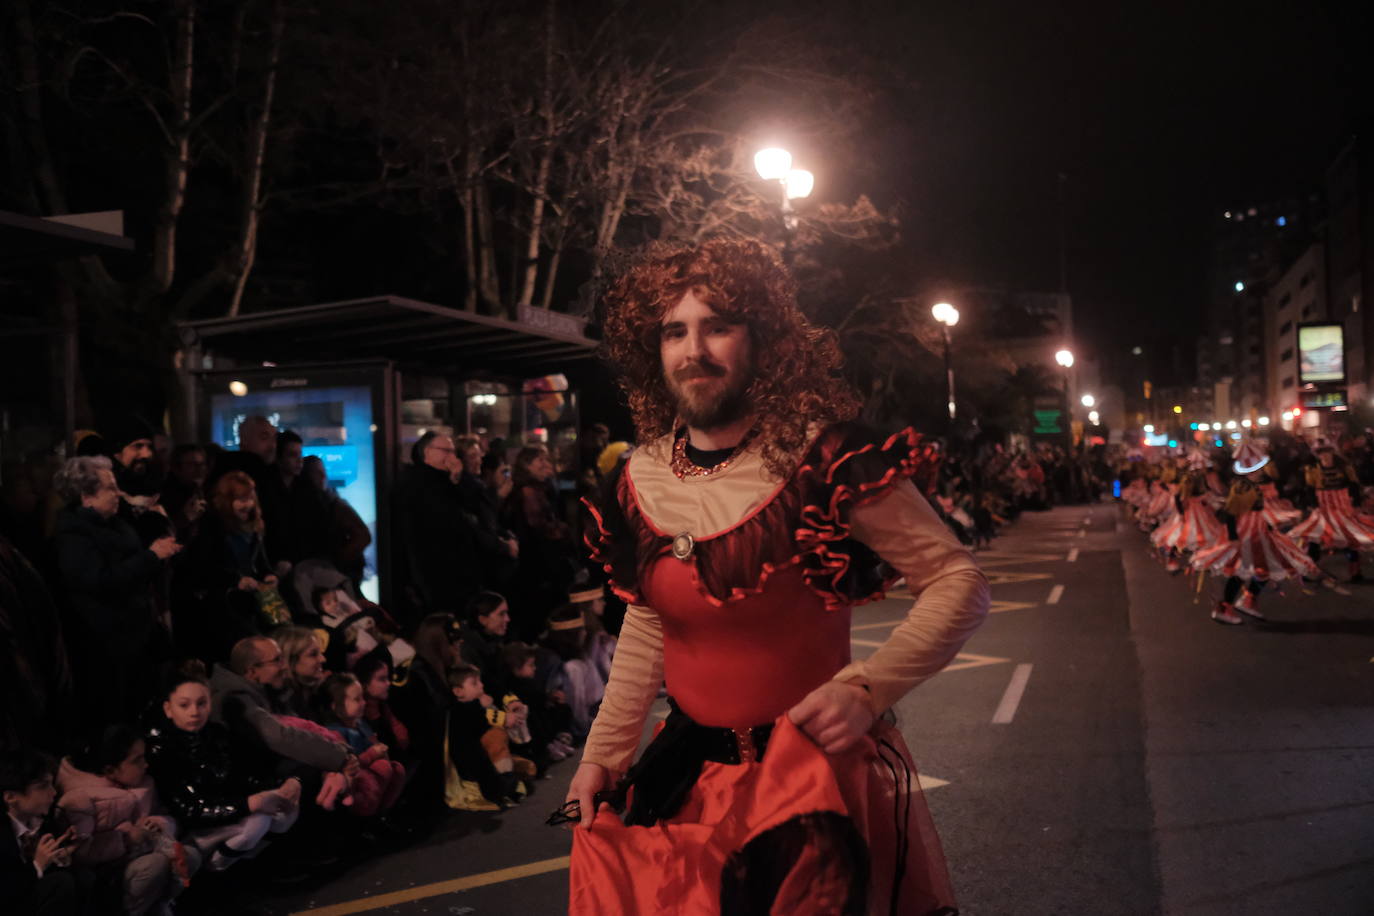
[0,411,1142,915]
[0,416,618,915]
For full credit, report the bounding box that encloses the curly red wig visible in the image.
[601,238,859,478]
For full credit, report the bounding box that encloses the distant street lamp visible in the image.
[932,302,960,425]
[1080,393,1095,408]
[755,147,814,254]
[1088,410,1100,425]
[1054,348,1074,449]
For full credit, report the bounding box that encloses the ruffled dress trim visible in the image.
[583,424,939,611]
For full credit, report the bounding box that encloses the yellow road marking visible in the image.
[977,552,1061,567]
[943,652,1013,672]
[918,774,950,790]
[292,856,571,916]
[985,570,1053,585]
[989,599,1037,614]
[851,637,887,648]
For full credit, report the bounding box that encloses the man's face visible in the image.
[173,449,208,486]
[279,440,304,479]
[424,436,460,474]
[84,468,121,518]
[240,420,277,464]
[659,290,753,431]
[248,639,288,689]
[116,438,154,474]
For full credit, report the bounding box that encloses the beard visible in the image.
[667,361,752,430]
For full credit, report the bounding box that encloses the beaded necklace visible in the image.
[669,428,754,480]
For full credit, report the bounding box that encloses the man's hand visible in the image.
[786,681,875,755]
[149,537,182,560]
[341,754,361,780]
[564,762,618,832]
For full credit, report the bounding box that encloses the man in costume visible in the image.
[560,239,990,915]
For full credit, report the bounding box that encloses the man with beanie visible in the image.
[103,416,175,548]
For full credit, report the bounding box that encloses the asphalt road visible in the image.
[185,503,1374,916]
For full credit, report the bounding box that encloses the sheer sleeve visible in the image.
[830,479,989,713]
[577,603,665,775]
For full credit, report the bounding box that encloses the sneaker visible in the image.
[1323,578,1352,596]
[1211,603,1244,625]
[1233,593,1265,620]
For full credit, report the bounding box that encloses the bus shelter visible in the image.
[175,295,601,604]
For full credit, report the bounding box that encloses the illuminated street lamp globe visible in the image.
[931,302,960,326]
[784,169,814,200]
[1055,349,1074,368]
[754,147,793,181]
[1088,410,1100,425]
[1080,393,1095,408]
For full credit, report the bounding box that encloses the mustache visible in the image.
[672,362,726,383]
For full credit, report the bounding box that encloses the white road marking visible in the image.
[992,663,1034,724]
[1047,584,1064,604]
[1066,547,1079,562]
[917,773,950,790]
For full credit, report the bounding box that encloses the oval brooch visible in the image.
[671,532,695,561]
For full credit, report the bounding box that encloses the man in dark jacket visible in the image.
[52,456,181,730]
[393,433,491,630]
[210,636,357,798]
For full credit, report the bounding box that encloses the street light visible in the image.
[1080,393,1095,408]
[1054,348,1074,449]
[932,303,960,424]
[1055,349,1074,368]
[1088,410,1100,425]
[755,146,813,248]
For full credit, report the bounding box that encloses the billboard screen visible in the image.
[209,382,381,601]
[1297,323,1345,384]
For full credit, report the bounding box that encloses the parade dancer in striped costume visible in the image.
[1288,442,1374,584]
[1150,451,1225,573]
[1192,440,1327,625]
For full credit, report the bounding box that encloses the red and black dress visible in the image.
[570,424,989,915]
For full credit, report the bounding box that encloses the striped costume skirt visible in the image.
[1192,511,1322,581]
[1288,488,1374,551]
[1150,496,1225,552]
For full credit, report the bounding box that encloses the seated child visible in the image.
[503,642,574,765]
[321,673,406,817]
[60,725,198,915]
[446,664,535,807]
[355,655,411,768]
[542,601,617,739]
[2,746,90,914]
[145,661,300,872]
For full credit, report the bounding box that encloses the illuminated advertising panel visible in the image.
[1297,323,1345,385]
[208,375,382,602]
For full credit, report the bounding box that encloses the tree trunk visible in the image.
[227,0,285,318]
[146,0,196,302]
[474,181,501,314]
[517,0,557,308]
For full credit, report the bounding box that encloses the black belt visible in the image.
[605,698,775,827]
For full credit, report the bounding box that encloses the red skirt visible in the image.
[569,716,955,915]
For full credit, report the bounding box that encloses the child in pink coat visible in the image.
[58,724,198,916]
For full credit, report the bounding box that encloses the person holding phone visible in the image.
[2,745,91,913]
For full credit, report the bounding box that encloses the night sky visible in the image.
[846,0,1372,368]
